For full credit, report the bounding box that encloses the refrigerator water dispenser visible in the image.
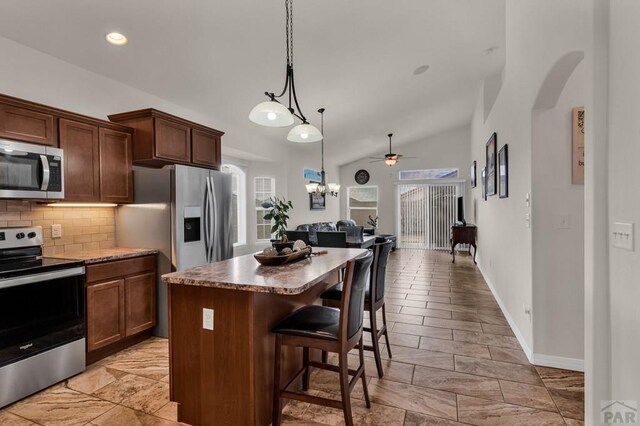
[184,206,201,243]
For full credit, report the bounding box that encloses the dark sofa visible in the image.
[294,220,380,246]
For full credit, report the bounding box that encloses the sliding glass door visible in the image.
[396,182,463,249]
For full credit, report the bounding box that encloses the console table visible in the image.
[451,224,477,264]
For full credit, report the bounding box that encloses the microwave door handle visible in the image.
[39,155,50,191]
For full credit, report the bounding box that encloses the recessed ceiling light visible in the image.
[105,32,128,46]
[413,65,430,76]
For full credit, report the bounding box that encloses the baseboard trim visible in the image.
[476,263,534,363]
[532,354,584,372]
[476,263,585,372]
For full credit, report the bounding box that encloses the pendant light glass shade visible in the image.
[385,157,398,166]
[327,183,341,195]
[249,101,294,127]
[306,183,319,194]
[287,123,322,143]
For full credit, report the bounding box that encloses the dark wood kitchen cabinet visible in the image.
[86,279,126,352]
[192,128,221,168]
[99,128,133,203]
[108,108,224,170]
[86,255,157,364]
[59,119,101,201]
[0,103,58,146]
[58,119,133,203]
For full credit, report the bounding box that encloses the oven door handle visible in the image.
[0,266,85,290]
[40,155,50,191]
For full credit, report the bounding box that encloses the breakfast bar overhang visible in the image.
[161,248,367,426]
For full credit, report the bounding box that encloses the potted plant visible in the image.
[262,197,294,251]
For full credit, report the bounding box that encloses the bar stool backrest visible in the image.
[371,240,393,304]
[338,225,364,242]
[339,250,374,341]
[285,230,311,246]
[316,231,347,248]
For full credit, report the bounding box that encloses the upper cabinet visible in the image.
[99,128,133,204]
[108,109,224,170]
[0,94,134,204]
[0,102,58,146]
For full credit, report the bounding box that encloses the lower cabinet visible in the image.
[85,255,156,361]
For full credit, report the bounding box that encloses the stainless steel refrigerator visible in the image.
[116,165,233,337]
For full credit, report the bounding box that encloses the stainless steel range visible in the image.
[0,226,85,408]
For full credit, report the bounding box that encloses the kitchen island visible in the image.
[161,248,367,426]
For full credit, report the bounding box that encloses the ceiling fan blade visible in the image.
[369,159,385,163]
[368,157,384,160]
[400,156,417,159]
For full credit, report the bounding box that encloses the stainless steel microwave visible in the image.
[0,139,64,199]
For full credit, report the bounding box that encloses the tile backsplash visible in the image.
[0,200,115,256]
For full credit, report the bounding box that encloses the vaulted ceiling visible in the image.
[0,0,505,164]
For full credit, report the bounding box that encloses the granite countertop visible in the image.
[49,247,159,264]
[161,248,367,295]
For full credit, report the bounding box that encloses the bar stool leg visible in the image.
[302,347,310,391]
[338,351,354,426]
[381,304,393,358]
[358,336,371,408]
[369,309,384,378]
[272,334,283,426]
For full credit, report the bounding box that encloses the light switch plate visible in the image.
[203,308,214,330]
[51,224,62,239]
[612,222,634,251]
[525,213,531,228]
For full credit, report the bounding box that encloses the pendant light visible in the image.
[306,108,340,197]
[249,0,322,143]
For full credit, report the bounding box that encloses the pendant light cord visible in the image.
[285,0,293,67]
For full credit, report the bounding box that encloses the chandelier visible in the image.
[248,0,322,143]
[306,108,340,197]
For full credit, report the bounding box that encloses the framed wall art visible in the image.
[470,161,477,188]
[499,144,509,198]
[309,192,326,210]
[486,132,497,197]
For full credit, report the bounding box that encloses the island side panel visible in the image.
[252,269,340,426]
[169,284,255,426]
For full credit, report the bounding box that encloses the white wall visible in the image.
[607,0,640,404]
[0,36,287,162]
[339,125,471,235]
[531,64,585,365]
[287,145,342,228]
[470,0,589,363]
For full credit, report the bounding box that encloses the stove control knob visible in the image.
[27,232,37,239]
[16,232,25,239]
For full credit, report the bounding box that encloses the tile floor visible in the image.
[0,249,584,425]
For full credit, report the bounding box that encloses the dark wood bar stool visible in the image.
[321,239,394,377]
[272,251,374,426]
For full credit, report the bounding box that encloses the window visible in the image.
[221,164,246,246]
[255,177,276,241]
[399,168,459,180]
[347,186,378,226]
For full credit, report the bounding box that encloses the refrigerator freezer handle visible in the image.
[203,178,211,263]
[210,177,217,262]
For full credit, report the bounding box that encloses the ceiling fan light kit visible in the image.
[249,0,321,143]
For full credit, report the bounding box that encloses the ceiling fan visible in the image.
[369,133,416,166]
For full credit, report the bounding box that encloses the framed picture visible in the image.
[470,161,477,188]
[481,167,486,201]
[486,132,497,197]
[309,192,326,210]
[499,144,509,198]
